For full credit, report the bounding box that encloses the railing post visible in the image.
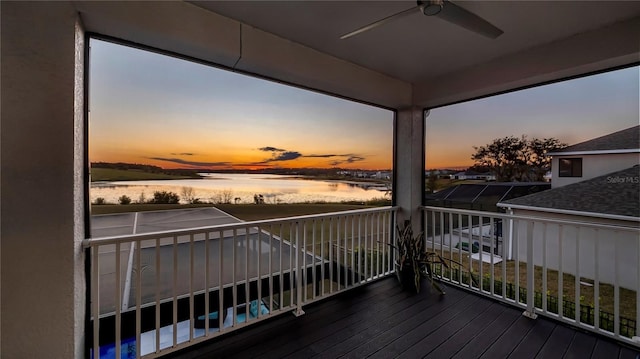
[523,220,538,319]
[635,229,640,343]
[293,221,305,317]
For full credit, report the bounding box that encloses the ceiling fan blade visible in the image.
[437,0,503,39]
[340,5,420,40]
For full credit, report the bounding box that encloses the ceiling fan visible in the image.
[340,0,503,40]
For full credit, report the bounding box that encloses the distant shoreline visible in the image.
[91,166,392,187]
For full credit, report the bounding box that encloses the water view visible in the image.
[91,173,390,204]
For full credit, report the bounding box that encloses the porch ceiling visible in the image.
[191,1,639,84]
[189,1,640,107]
[76,1,640,108]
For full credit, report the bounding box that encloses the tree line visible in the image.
[471,135,566,182]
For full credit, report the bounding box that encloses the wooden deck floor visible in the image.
[167,277,640,359]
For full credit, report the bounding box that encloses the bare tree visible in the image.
[181,186,197,204]
[221,189,233,204]
[137,191,146,204]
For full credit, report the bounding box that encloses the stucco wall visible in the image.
[1,2,85,358]
[552,153,640,188]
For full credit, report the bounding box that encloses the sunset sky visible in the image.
[89,39,393,171]
[426,65,639,169]
[90,39,638,171]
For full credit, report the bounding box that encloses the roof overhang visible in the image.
[547,149,640,156]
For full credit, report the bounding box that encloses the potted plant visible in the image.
[391,220,469,294]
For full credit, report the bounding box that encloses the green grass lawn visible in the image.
[434,249,637,328]
[91,203,214,215]
[91,168,200,181]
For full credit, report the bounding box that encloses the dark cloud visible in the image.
[148,157,230,167]
[256,147,302,162]
[305,154,339,158]
[346,156,365,163]
[268,151,303,162]
[170,152,195,156]
[255,147,365,166]
[329,155,366,166]
[259,146,286,152]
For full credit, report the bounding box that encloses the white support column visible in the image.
[1,2,86,358]
[395,107,425,233]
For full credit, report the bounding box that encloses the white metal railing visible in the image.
[423,205,640,347]
[84,206,397,359]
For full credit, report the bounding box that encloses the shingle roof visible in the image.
[549,125,639,154]
[498,166,640,218]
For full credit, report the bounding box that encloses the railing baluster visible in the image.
[479,215,484,293]
[268,226,274,313]
[489,216,495,296]
[329,217,334,293]
[637,228,640,340]
[189,234,195,341]
[155,238,160,353]
[449,212,454,283]
[295,221,304,316]
[257,225,263,317]
[343,216,348,289]
[594,229,599,330]
[375,212,380,277]
[350,215,360,285]
[542,223,547,313]
[135,240,142,358]
[467,214,473,289]
[501,220,507,301]
[279,224,284,309]
[245,227,250,321]
[115,242,121,359]
[312,219,317,299]
[303,220,308,301]
[358,214,363,283]
[172,235,178,347]
[575,226,581,324]
[458,213,464,284]
[524,221,536,318]
[514,219,520,304]
[232,228,237,326]
[218,229,224,331]
[91,245,100,359]
[320,218,325,296]
[204,231,210,335]
[439,211,445,276]
[558,225,564,318]
[614,229,620,336]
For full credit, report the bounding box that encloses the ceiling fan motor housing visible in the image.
[420,0,444,16]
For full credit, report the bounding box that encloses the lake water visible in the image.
[91,173,390,204]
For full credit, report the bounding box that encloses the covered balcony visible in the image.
[2,1,639,358]
[83,205,639,358]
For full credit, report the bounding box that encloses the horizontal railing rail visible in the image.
[423,205,640,347]
[85,206,397,359]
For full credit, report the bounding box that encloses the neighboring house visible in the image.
[452,170,496,181]
[547,125,639,188]
[498,128,640,289]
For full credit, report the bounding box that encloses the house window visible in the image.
[559,158,582,177]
